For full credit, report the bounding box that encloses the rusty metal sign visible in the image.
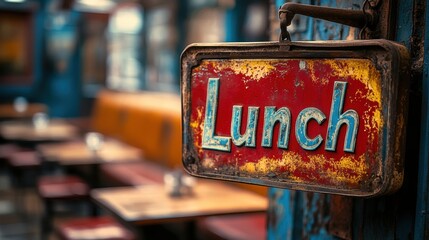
[181,40,409,197]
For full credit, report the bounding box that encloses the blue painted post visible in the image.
[43,10,82,118]
[268,189,302,239]
[224,5,239,42]
[414,0,429,237]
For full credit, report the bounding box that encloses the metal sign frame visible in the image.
[181,39,409,197]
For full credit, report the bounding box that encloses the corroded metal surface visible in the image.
[328,195,353,239]
[181,40,409,197]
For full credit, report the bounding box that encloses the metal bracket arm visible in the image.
[279,2,378,41]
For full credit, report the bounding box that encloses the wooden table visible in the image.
[91,181,268,225]
[0,103,47,119]
[0,119,78,143]
[37,139,143,188]
[37,139,142,166]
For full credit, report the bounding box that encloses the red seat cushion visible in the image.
[37,175,89,200]
[57,216,135,240]
[0,144,22,159]
[101,161,165,186]
[198,213,266,240]
[7,151,40,168]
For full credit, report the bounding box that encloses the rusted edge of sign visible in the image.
[181,40,410,197]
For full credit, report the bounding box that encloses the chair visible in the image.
[0,143,21,185]
[0,143,21,160]
[6,150,41,214]
[37,175,90,236]
[56,216,135,240]
[197,213,266,240]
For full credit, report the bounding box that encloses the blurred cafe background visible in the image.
[0,0,271,115]
[0,0,273,239]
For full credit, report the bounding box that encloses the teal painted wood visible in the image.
[0,0,46,100]
[302,193,334,240]
[267,189,303,240]
[393,1,417,239]
[414,0,429,237]
[43,10,82,117]
[224,1,240,42]
[0,1,82,118]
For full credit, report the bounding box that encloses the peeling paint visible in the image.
[190,106,203,130]
[202,157,215,169]
[239,152,370,187]
[201,59,277,82]
[306,61,330,85]
[327,59,382,103]
[190,106,204,153]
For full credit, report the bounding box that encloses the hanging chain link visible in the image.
[359,0,371,39]
[278,9,291,42]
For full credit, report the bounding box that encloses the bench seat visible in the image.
[37,175,89,200]
[198,213,266,240]
[56,216,135,240]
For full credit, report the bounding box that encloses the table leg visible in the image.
[136,223,196,240]
[183,220,197,240]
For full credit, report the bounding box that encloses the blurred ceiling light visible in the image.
[4,0,26,3]
[109,6,143,34]
[76,0,115,12]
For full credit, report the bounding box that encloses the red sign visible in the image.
[181,40,409,197]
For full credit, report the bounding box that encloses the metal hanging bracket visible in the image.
[279,1,379,42]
